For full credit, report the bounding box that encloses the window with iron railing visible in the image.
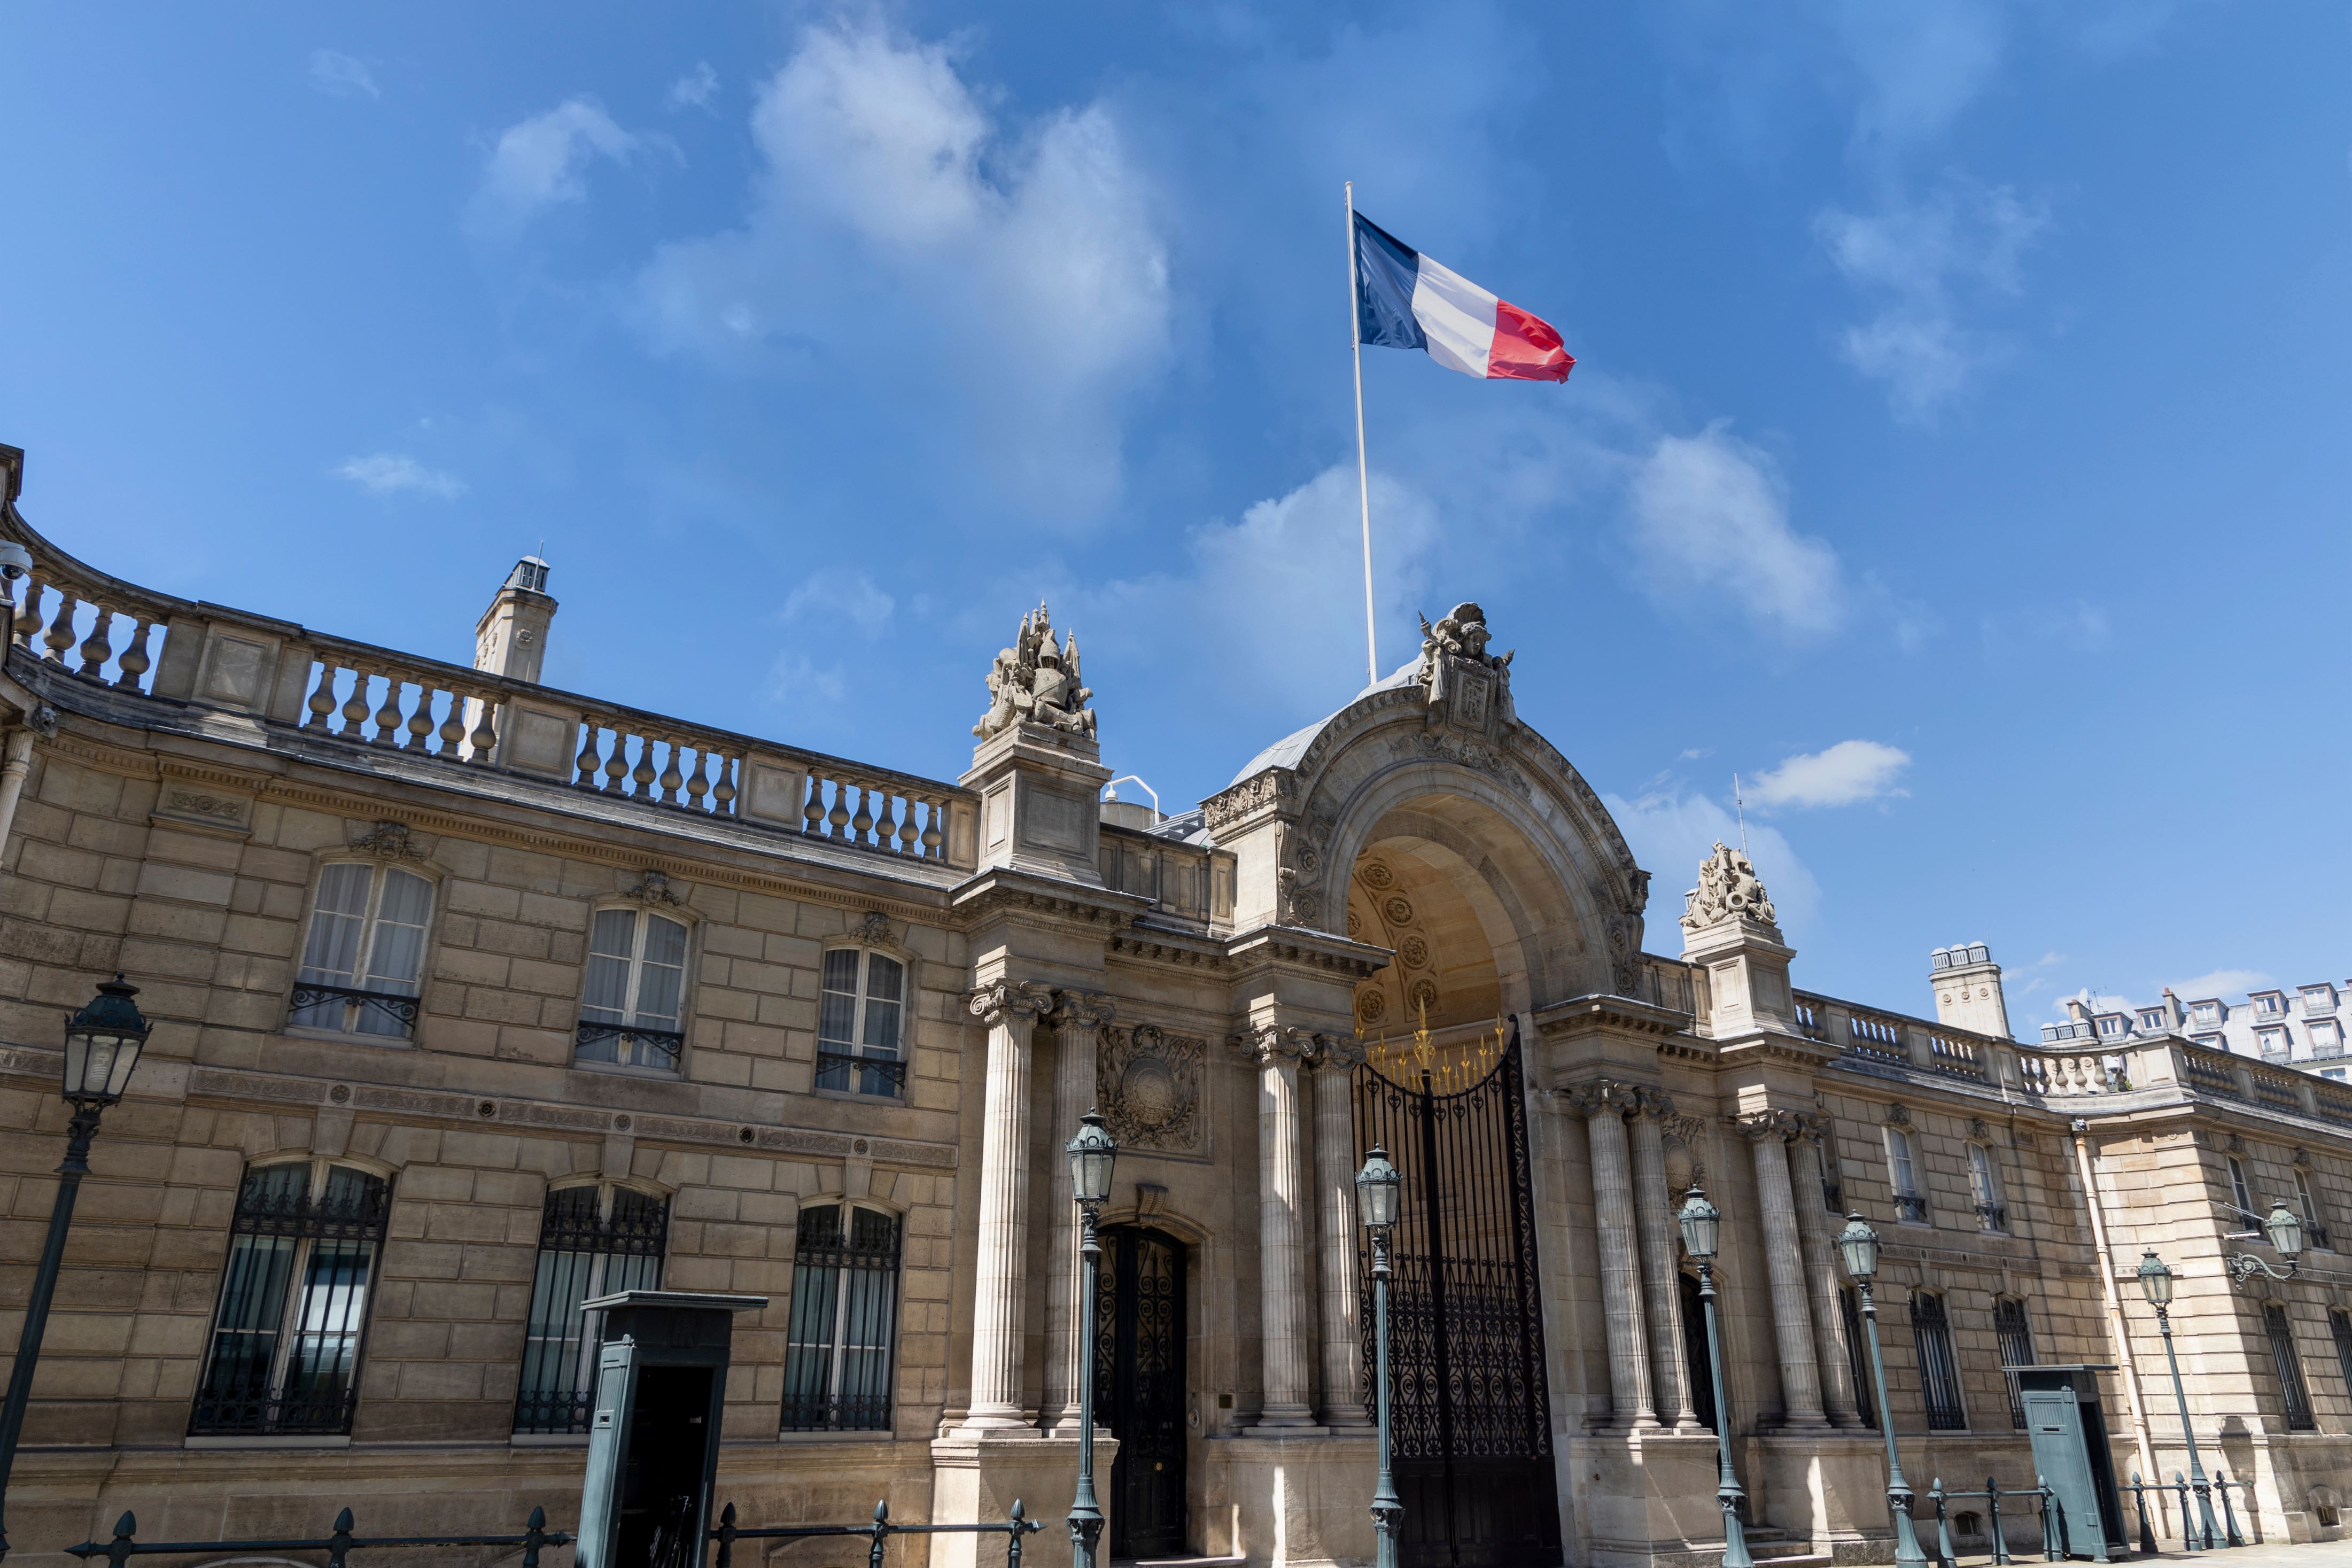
[514,1184,669,1434]
[290,863,432,1039]
[2263,1303,2316,1431]
[1967,1143,2007,1233]
[1911,1291,1968,1431]
[1886,1128,1929,1224]
[816,949,906,1098]
[1995,1298,2036,1431]
[574,907,689,1074]
[2229,1156,2261,1230]
[2294,1169,2330,1251]
[781,1203,902,1432]
[191,1161,391,1437]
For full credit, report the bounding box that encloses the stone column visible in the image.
[1243,1025,1316,1427]
[1742,1111,1829,1430]
[962,979,1055,1429]
[1313,1033,1372,1427]
[1573,1082,1657,1428]
[1789,1120,1863,1427]
[1040,990,1114,1432]
[1628,1090,1697,1429]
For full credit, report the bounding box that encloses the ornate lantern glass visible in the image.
[1356,1146,1401,1230]
[2137,1249,2173,1308]
[2263,1199,2306,1260]
[1066,1109,1118,1207]
[1676,1185,1721,1261]
[1836,1212,1880,1283]
[61,975,150,1108]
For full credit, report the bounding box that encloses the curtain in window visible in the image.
[291,865,374,1028]
[1995,1298,2036,1430]
[781,1203,901,1431]
[816,951,906,1097]
[356,870,431,1036]
[635,915,687,1028]
[2263,1304,2316,1431]
[515,1186,669,1433]
[1911,1291,1968,1431]
[577,910,689,1070]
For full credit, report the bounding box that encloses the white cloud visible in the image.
[781,566,895,638]
[1828,2,2007,153]
[667,63,720,111]
[335,453,465,500]
[308,50,379,100]
[470,98,641,238]
[1604,786,1821,939]
[1817,180,2047,419]
[1626,423,1844,637]
[768,568,896,724]
[1746,739,1911,809]
[636,19,1170,522]
[2165,968,2272,1004]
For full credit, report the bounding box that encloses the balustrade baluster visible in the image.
[372,672,406,744]
[404,686,437,750]
[75,602,115,676]
[712,755,736,816]
[437,687,468,755]
[43,588,80,664]
[686,749,711,813]
[467,689,498,762]
[803,777,826,835]
[114,616,154,690]
[11,576,42,647]
[573,720,603,786]
[339,669,372,736]
[897,797,920,856]
[828,780,851,839]
[658,737,684,804]
[872,790,897,851]
[921,797,944,859]
[852,783,876,844]
[603,732,630,794]
[306,662,339,728]
[631,735,658,798]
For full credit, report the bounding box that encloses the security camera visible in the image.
[0,542,30,582]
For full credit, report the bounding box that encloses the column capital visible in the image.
[1629,1085,1679,1120]
[1735,1107,1808,1143]
[1049,988,1117,1030]
[1559,1078,1643,1118]
[967,978,1057,1028]
[1318,1031,1369,1071]
[1232,1023,1317,1066]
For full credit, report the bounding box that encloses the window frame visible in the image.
[814,945,911,1100]
[2262,1301,2316,1432]
[2329,1309,2352,1404]
[1966,1142,2007,1233]
[1994,1297,2036,1431]
[514,1180,671,1436]
[572,901,696,1077]
[780,1200,904,1434]
[286,858,440,1042]
[2227,1156,2260,1228]
[1884,1127,1929,1224]
[190,1156,393,1440]
[1909,1289,1969,1432]
[2292,1168,2330,1250]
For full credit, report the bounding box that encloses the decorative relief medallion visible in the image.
[1356,990,1387,1024]
[1406,977,1438,1014]
[349,820,429,860]
[1399,935,1431,969]
[1381,895,1415,927]
[1098,1024,1204,1153]
[1360,861,1396,890]
[1347,910,1363,939]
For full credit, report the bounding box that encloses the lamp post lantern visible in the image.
[2221,1201,2306,1291]
[1676,1185,1751,1568]
[0,975,152,1563]
[2138,1249,2220,1550]
[1836,1213,1928,1568]
[1065,1109,1118,1568]
[1356,1147,1403,1568]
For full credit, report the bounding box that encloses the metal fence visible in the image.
[710,1498,1039,1568]
[67,1507,568,1567]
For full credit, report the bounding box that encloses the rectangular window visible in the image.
[291,864,433,1038]
[2139,1010,2164,1031]
[2331,1310,2352,1403]
[2257,994,2283,1015]
[515,1185,669,1434]
[192,1162,390,1436]
[574,908,690,1073]
[2192,1002,2219,1024]
[1995,1298,2036,1431]
[1887,1129,1928,1223]
[1839,1286,1878,1430]
[2263,1303,2316,1431]
[781,1203,901,1432]
[1968,1143,2007,1232]
[815,949,907,1098]
[2294,1169,2330,1250]
[1911,1291,1967,1431]
[2229,1157,2259,1228]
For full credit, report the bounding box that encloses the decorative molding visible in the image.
[1561,1078,1643,1118]
[854,910,894,946]
[622,868,686,906]
[1319,1031,1369,1072]
[966,979,1056,1029]
[1736,1108,1808,1143]
[1050,989,1116,1030]
[348,820,430,861]
[1884,1102,1912,1126]
[1681,841,1777,932]
[1099,1023,1204,1153]
[1232,1023,1317,1066]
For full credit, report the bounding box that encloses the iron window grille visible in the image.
[514,1185,669,1434]
[289,863,432,1039]
[575,907,690,1073]
[1910,1290,1968,1431]
[2329,1310,2352,1404]
[2262,1303,2316,1431]
[781,1203,901,1432]
[1838,1285,1877,1429]
[191,1161,391,1436]
[1995,1297,2036,1431]
[815,949,906,1099]
[1893,1193,1930,1224]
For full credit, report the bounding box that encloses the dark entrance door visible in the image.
[1355,1027,1562,1568]
[1096,1225,1186,1558]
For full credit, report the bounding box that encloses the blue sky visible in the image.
[4,4,2348,1026]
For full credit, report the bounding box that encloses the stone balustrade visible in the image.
[2,511,976,867]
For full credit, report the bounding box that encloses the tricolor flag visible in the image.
[1353,213,1575,383]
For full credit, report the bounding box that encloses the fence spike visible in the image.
[335,1507,356,1532]
[875,1499,890,1523]
[114,1511,137,1540]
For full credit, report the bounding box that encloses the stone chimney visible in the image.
[475,556,555,684]
[1931,942,2012,1038]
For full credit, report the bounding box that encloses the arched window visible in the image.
[1910,1290,1967,1431]
[1994,1297,2036,1430]
[192,1160,392,1435]
[575,906,690,1073]
[781,1203,902,1431]
[1967,1143,2007,1233]
[2263,1302,2316,1431]
[515,1183,669,1433]
[816,949,906,1097]
[290,863,434,1038]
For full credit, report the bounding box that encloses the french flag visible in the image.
[1353,213,1575,383]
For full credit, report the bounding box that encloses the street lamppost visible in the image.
[2137,1249,2220,1550]
[0,975,151,1563]
[2221,1201,2305,1290]
[1836,1213,1928,1568]
[1675,1185,1751,1568]
[1065,1109,1118,1568]
[1356,1147,1403,1568]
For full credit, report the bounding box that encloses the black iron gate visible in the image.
[1356,1027,1561,1568]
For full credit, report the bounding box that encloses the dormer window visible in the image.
[2139,1010,2165,1031]
[2097,1015,2124,1037]
[2302,987,2337,1014]
[2257,1027,2289,1059]
[2256,993,2284,1015]
[2192,1001,2221,1024]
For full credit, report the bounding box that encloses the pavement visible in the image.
[1945,1546,2349,1566]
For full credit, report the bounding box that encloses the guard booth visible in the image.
[2008,1364,2126,1562]
[575,1290,767,1568]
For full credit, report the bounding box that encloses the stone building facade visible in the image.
[1,439,2349,1566]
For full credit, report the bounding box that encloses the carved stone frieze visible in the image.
[855,910,895,946]
[1390,731,1532,798]
[1736,1108,1809,1143]
[624,868,686,906]
[1561,1078,1644,1117]
[348,820,429,861]
[1202,768,1297,832]
[1098,1023,1204,1153]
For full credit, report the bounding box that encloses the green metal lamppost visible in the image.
[2137,1249,2222,1551]
[0,976,152,1563]
[1676,1186,1751,1568]
[1065,1110,1118,1568]
[1356,1147,1403,1568]
[1836,1213,1929,1568]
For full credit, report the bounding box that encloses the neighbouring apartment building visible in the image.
[1,438,2350,1568]
[2044,983,2352,1081]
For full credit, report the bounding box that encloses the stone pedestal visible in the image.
[1199,1432,1378,1567]
[930,1430,1121,1568]
[1755,1432,1892,1561]
[1562,1429,1732,1568]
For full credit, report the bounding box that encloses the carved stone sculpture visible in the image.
[1416,601,1516,682]
[973,602,1096,741]
[1680,841,1777,931]
[1098,1024,1205,1153]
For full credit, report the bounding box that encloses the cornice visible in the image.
[1532,992,1697,1044]
[949,867,1150,931]
[1712,1028,1842,1069]
[1108,927,1233,974]
[1223,925,1391,983]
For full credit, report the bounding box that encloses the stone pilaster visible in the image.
[1241,1025,1317,1429]
[1571,1081,1657,1429]
[1041,989,1114,1432]
[1789,1119,1863,1428]
[962,978,1056,1429]
[1628,1089,1697,1429]
[1741,1110,1828,1430]
[1313,1033,1371,1427]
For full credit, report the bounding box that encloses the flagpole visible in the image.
[1346,180,1378,686]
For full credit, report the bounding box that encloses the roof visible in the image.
[1227,659,1421,786]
